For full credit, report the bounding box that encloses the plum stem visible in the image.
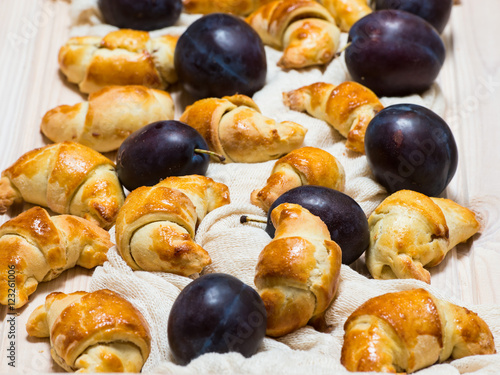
[240,215,267,224]
[336,42,351,57]
[194,149,226,163]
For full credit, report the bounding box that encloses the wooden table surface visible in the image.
[1,0,500,373]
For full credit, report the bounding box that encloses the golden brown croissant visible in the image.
[0,207,111,309]
[251,147,345,211]
[319,0,372,32]
[246,0,341,69]
[183,0,273,15]
[366,190,480,284]
[341,288,496,373]
[59,29,178,94]
[283,81,384,153]
[179,94,307,163]
[26,289,151,373]
[41,85,175,152]
[115,175,230,276]
[255,203,342,337]
[0,142,125,229]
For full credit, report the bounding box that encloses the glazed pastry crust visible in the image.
[341,289,496,373]
[115,175,230,275]
[251,147,345,211]
[0,142,124,229]
[246,0,341,69]
[366,190,480,283]
[0,207,111,309]
[319,0,372,31]
[58,29,178,94]
[182,0,274,15]
[255,203,342,337]
[180,94,307,163]
[41,86,175,152]
[26,289,151,373]
[283,81,384,153]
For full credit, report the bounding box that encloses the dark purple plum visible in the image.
[168,273,267,365]
[174,13,267,99]
[345,10,445,97]
[98,0,182,31]
[375,0,453,33]
[266,186,369,265]
[116,120,212,191]
[364,103,458,197]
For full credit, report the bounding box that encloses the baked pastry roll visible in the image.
[0,207,111,309]
[183,0,273,15]
[115,175,230,276]
[251,147,345,211]
[255,203,342,337]
[283,81,384,153]
[59,29,178,94]
[0,141,125,229]
[179,94,307,163]
[246,0,341,69]
[41,85,175,152]
[26,289,151,373]
[366,190,480,284]
[341,288,496,373]
[319,0,372,32]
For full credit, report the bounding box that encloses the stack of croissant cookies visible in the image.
[0,0,497,374]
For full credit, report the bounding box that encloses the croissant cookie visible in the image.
[180,94,306,163]
[246,0,341,69]
[59,29,178,94]
[251,147,345,211]
[341,289,496,373]
[41,85,175,152]
[255,203,342,337]
[115,175,230,276]
[366,190,480,283]
[319,0,372,31]
[284,81,384,153]
[183,0,273,15]
[26,289,151,373]
[0,141,125,229]
[0,207,111,309]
